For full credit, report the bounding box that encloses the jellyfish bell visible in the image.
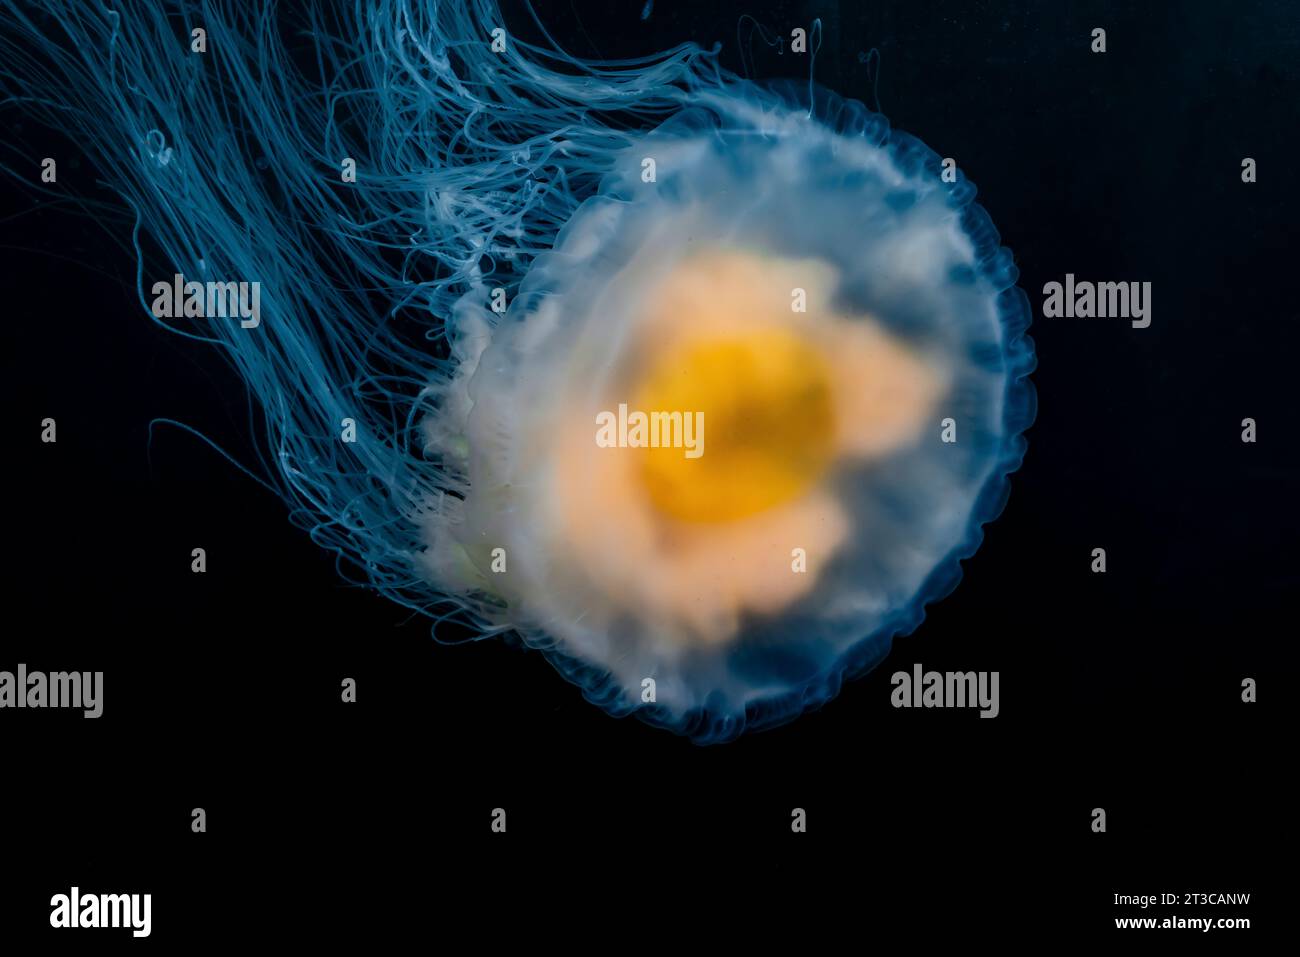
[422,82,1035,742]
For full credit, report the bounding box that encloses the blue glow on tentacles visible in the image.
[0,1,1035,743]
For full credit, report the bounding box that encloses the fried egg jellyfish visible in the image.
[0,0,1034,743]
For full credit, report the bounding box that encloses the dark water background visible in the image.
[1,0,1292,939]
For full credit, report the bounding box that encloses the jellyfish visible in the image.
[0,0,1035,743]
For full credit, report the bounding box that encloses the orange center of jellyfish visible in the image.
[633,329,837,523]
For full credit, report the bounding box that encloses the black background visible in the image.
[1,0,1291,942]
